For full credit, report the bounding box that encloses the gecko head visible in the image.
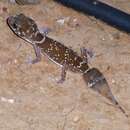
[7,13,45,44]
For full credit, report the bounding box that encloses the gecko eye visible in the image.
[12,23,17,29]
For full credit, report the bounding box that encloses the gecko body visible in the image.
[7,14,89,82]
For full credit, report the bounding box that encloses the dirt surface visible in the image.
[0,0,130,130]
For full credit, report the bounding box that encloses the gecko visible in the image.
[7,13,128,117]
[7,13,90,83]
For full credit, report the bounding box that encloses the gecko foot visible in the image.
[57,78,65,84]
[31,57,41,64]
[26,56,41,64]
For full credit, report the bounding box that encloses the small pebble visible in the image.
[72,18,80,27]
[56,17,70,26]
[101,37,105,41]
[57,19,65,25]
[1,97,15,104]
[73,116,80,123]
[14,59,18,64]
[111,79,116,84]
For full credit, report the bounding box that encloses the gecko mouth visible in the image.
[7,16,13,26]
[7,16,16,31]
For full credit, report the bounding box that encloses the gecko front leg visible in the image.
[30,43,42,64]
[39,27,51,35]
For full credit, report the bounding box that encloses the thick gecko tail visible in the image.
[83,68,128,118]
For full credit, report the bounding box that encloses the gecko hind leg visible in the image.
[80,47,88,63]
[80,47,94,63]
[57,64,68,84]
[30,43,42,64]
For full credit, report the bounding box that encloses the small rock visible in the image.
[14,59,18,64]
[73,116,80,123]
[1,97,15,104]
[56,17,70,26]
[111,79,116,84]
[57,18,65,25]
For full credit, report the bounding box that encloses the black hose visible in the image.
[55,0,130,33]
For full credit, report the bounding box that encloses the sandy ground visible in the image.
[0,0,130,130]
